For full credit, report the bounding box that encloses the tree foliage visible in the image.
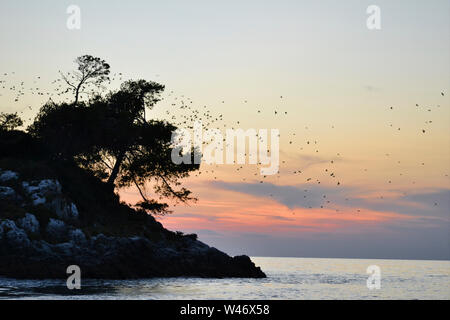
[29,56,199,215]
[0,112,23,131]
[60,55,110,104]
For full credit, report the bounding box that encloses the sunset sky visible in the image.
[1,0,449,259]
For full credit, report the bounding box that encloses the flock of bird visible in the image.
[0,71,447,214]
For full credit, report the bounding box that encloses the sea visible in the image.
[0,257,449,300]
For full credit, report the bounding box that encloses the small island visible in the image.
[0,56,265,279]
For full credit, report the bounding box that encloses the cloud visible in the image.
[211,181,352,209]
[349,189,450,219]
[211,181,450,221]
[269,215,296,221]
[169,212,219,222]
[166,183,450,260]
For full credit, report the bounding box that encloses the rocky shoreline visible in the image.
[0,168,265,279]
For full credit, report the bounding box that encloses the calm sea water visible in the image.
[0,257,449,300]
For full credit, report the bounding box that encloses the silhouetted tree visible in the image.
[60,55,110,104]
[0,112,23,131]
[101,80,165,185]
[29,60,199,215]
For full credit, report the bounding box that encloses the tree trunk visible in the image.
[74,79,85,105]
[107,151,125,189]
[74,85,81,105]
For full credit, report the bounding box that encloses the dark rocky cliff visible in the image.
[0,166,265,279]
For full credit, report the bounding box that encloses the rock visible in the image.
[32,195,46,205]
[69,203,79,218]
[0,170,19,182]
[46,219,68,242]
[22,182,46,205]
[18,213,40,235]
[231,255,266,278]
[0,174,266,280]
[6,228,30,248]
[37,179,62,193]
[20,179,78,221]
[22,179,62,206]
[0,186,15,200]
[53,242,75,256]
[50,199,79,221]
[69,229,87,245]
[0,220,17,241]
[0,230,267,279]
[0,220,30,248]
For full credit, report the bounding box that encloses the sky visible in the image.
[0,0,449,260]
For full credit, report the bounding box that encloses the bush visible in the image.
[185,233,198,241]
[0,130,42,159]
